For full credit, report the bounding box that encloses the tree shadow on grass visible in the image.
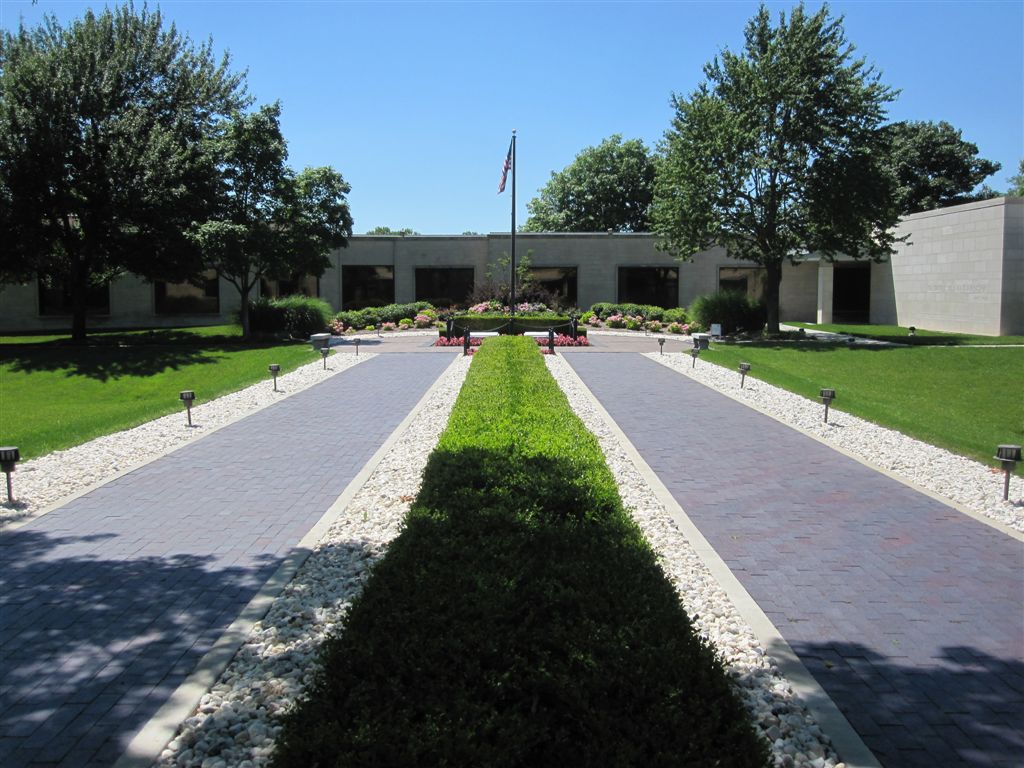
[1,337,301,381]
[792,639,1024,767]
[0,527,281,767]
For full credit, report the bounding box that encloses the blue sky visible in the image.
[2,0,1021,234]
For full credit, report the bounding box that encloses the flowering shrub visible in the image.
[469,301,504,313]
[414,313,434,329]
[624,317,643,331]
[646,320,662,333]
[667,322,684,334]
[587,314,603,327]
[329,318,346,335]
[606,314,626,329]
[434,336,485,347]
[398,318,413,329]
[533,334,590,347]
[382,322,397,331]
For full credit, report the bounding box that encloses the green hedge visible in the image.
[450,313,585,335]
[335,302,435,329]
[689,291,766,334]
[247,295,332,337]
[272,337,768,768]
[590,303,689,324]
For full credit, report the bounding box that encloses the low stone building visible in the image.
[1,197,1020,335]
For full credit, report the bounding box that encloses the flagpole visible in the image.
[510,129,517,326]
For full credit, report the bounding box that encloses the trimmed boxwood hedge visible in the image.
[272,337,768,768]
[450,313,586,336]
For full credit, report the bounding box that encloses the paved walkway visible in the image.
[0,353,453,768]
[566,352,1024,768]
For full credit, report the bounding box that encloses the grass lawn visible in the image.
[784,321,1024,346]
[0,325,321,459]
[700,341,1023,473]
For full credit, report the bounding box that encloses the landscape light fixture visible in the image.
[320,348,330,369]
[995,444,1021,501]
[738,362,751,388]
[463,333,470,356]
[548,328,555,355]
[908,326,917,337]
[0,446,20,502]
[690,347,700,368]
[179,390,196,427]
[658,337,665,355]
[376,322,382,337]
[268,363,281,391]
[354,338,360,356]
[820,388,836,423]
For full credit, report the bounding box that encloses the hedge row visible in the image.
[247,295,333,337]
[449,313,586,336]
[589,302,690,324]
[689,291,766,334]
[334,301,436,330]
[272,337,768,767]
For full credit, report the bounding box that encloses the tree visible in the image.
[366,226,418,235]
[522,135,656,232]
[1007,159,1024,197]
[652,3,901,333]
[0,6,247,342]
[882,121,1001,213]
[189,103,352,336]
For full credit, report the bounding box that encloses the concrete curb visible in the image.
[1,352,373,533]
[645,352,1023,543]
[560,355,881,768]
[111,353,463,768]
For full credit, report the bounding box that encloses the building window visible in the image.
[38,275,110,316]
[260,274,319,300]
[415,267,475,307]
[718,267,767,301]
[529,267,578,308]
[617,267,678,308]
[155,270,220,315]
[342,266,395,309]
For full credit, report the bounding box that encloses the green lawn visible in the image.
[784,321,1024,346]
[0,326,321,459]
[699,341,1024,473]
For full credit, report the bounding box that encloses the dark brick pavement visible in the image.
[0,353,453,767]
[567,352,1024,768]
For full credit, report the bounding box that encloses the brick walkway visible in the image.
[0,353,453,767]
[566,352,1024,768]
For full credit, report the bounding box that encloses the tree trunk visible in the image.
[70,258,89,345]
[764,260,783,334]
[239,283,251,338]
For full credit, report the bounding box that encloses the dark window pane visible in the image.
[342,266,395,309]
[719,267,767,301]
[155,270,220,315]
[529,267,578,307]
[832,263,871,323]
[415,268,474,307]
[617,267,678,308]
[261,274,319,299]
[38,275,110,316]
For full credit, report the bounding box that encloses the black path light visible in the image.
[179,390,196,426]
[354,337,360,356]
[658,337,665,355]
[0,446,20,502]
[376,322,382,337]
[820,388,836,423]
[995,444,1021,501]
[908,326,917,337]
[320,347,330,369]
[569,311,579,340]
[463,332,470,356]
[548,327,555,355]
[268,363,281,391]
[738,362,751,388]
[690,347,700,368]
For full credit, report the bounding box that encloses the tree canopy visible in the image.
[0,5,247,341]
[1006,159,1024,197]
[522,135,656,232]
[652,3,901,332]
[366,226,419,235]
[188,103,352,336]
[882,120,1001,213]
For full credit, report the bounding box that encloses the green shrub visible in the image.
[662,307,689,324]
[272,338,769,768]
[248,295,332,337]
[690,291,766,334]
[334,302,435,329]
[589,302,671,321]
[450,313,585,336]
[246,297,287,334]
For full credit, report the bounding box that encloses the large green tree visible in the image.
[652,3,901,333]
[366,226,419,235]
[883,120,1001,213]
[189,103,352,336]
[1006,159,1024,197]
[0,5,247,341]
[523,135,656,232]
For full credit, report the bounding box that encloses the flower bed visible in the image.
[272,338,768,767]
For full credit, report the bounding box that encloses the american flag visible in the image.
[498,140,512,194]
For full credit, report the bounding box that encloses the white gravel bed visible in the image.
[0,352,370,527]
[545,354,844,768]
[155,355,471,768]
[647,351,1023,533]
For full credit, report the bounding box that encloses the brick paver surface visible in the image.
[0,353,453,767]
[567,352,1024,768]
